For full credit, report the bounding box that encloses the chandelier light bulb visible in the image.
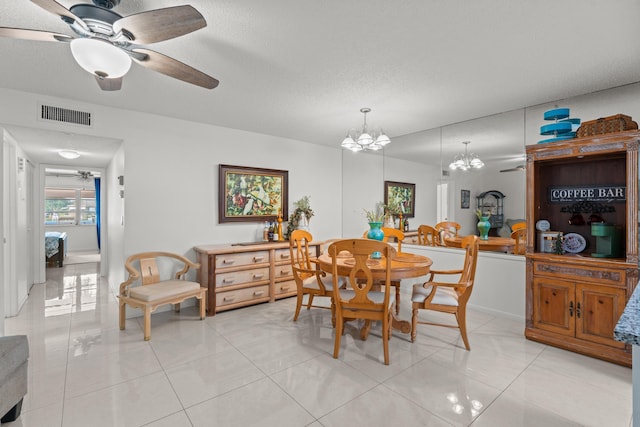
[449,141,484,171]
[340,107,391,152]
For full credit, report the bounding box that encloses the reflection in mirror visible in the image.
[382,109,526,239]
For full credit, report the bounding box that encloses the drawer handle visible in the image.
[253,273,264,279]
[280,270,290,275]
[254,290,264,296]
[253,256,265,262]
[222,278,234,284]
[280,253,290,259]
[280,285,291,291]
[223,296,235,302]
[222,259,235,265]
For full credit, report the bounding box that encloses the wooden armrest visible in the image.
[424,281,461,289]
[427,269,463,282]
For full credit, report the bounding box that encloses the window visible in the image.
[45,188,96,225]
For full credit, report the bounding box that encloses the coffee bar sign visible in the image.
[549,185,626,203]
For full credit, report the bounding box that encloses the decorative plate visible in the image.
[535,220,550,231]
[563,233,586,253]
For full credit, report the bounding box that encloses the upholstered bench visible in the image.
[0,335,29,423]
[119,252,207,341]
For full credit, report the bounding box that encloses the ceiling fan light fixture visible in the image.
[70,38,131,79]
[58,150,81,160]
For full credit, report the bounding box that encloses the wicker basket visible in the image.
[576,114,638,138]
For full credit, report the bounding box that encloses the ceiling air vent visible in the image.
[40,104,91,127]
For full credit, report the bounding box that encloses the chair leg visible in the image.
[119,300,126,331]
[306,294,315,309]
[333,316,343,359]
[293,292,304,321]
[411,306,418,343]
[199,294,206,320]
[1,398,23,423]
[457,309,470,351]
[143,307,151,341]
[395,285,400,315]
[382,314,390,365]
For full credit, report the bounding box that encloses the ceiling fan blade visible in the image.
[31,0,86,28]
[0,27,73,42]
[113,5,206,44]
[94,75,123,91]
[131,48,219,89]
[500,165,526,173]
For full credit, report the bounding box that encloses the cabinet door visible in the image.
[575,283,626,349]
[533,277,575,337]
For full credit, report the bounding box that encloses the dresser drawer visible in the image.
[406,235,419,244]
[216,285,269,307]
[215,251,269,269]
[274,248,292,263]
[215,267,269,288]
[275,279,297,296]
[533,261,626,287]
[274,264,293,281]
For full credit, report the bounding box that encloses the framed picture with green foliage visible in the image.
[384,181,415,217]
[219,164,288,223]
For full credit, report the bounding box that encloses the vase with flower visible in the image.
[364,203,386,258]
[476,208,491,240]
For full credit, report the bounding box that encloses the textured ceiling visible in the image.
[2,0,640,169]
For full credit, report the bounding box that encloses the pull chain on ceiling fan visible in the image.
[0,0,219,91]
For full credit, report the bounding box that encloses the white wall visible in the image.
[1,82,640,328]
[403,244,526,319]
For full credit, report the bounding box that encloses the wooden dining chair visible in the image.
[410,235,479,350]
[289,230,335,321]
[511,228,527,255]
[511,221,526,232]
[328,239,397,365]
[435,221,461,246]
[417,225,438,246]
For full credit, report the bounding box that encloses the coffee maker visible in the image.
[591,223,624,258]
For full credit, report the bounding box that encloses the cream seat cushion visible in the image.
[338,289,396,306]
[302,274,335,291]
[411,283,459,306]
[129,280,201,302]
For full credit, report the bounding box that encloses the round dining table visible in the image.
[444,235,516,253]
[316,251,432,336]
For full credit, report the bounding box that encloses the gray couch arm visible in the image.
[0,335,29,423]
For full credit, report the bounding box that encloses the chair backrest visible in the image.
[328,239,395,313]
[289,229,314,279]
[511,221,526,231]
[457,235,480,302]
[435,221,461,245]
[381,227,405,252]
[417,225,438,246]
[511,228,526,255]
[121,251,200,294]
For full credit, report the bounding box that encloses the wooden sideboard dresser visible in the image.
[194,241,322,315]
[525,131,639,367]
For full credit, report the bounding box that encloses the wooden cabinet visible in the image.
[525,131,639,366]
[194,241,321,315]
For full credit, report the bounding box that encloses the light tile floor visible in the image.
[3,262,633,427]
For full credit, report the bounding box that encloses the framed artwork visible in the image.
[461,189,470,209]
[219,164,288,223]
[384,181,416,217]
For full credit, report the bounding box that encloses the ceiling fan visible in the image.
[0,0,219,91]
[499,165,526,173]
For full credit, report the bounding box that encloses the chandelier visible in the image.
[449,141,484,171]
[340,108,391,152]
